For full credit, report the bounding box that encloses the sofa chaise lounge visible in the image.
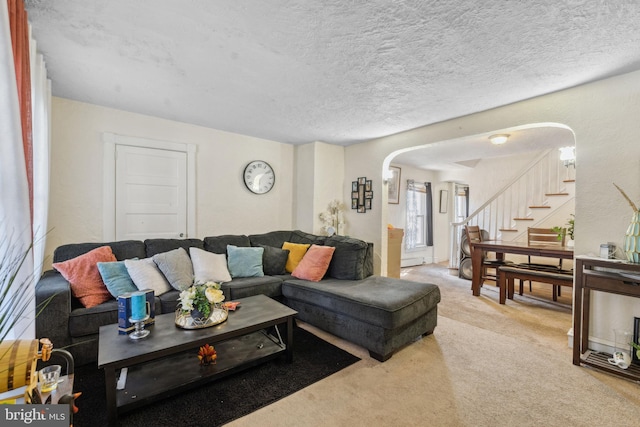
[36,230,440,365]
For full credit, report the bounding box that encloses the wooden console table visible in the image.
[573,256,640,381]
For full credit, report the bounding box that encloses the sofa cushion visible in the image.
[282,242,310,273]
[290,230,325,245]
[190,247,232,283]
[324,235,370,280]
[68,297,163,338]
[53,246,116,308]
[68,299,120,338]
[97,260,138,298]
[203,235,251,254]
[292,244,335,282]
[53,240,145,263]
[124,258,172,295]
[220,276,284,300]
[144,238,204,257]
[158,289,181,314]
[152,247,194,291]
[282,276,441,330]
[256,244,289,275]
[248,231,293,248]
[227,245,264,278]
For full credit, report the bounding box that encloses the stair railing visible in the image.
[448,149,570,269]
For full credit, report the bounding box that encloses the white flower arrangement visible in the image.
[178,281,225,318]
[319,199,346,236]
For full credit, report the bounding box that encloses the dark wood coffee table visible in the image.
[98,294,297,426]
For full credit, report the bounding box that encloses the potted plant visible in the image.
[552,214,574,246]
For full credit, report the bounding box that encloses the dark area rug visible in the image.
[72,325,360,426]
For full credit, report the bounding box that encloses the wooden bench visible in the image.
[498,265,573,304]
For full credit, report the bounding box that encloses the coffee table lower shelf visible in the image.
[116,330,285,414]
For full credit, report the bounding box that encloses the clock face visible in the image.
[243,161,275,194]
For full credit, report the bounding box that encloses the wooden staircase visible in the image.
[449,148,575,270]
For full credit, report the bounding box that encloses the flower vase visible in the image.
[191,307,207,320]
[624,212,640,263]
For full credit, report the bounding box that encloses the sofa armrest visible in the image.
[35,270,72,349]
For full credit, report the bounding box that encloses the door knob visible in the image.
[179,233,184,237]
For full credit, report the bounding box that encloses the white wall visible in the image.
[294,143,314,231]
[391,150,575,266]
[47,68,640,351]
[342,69,640,351]
[386,163,449,265]
[294,141,346,235]
[46,97,295,269]
[313,142,346,235]
[438,151,547,212]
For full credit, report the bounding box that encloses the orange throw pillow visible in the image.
[282,242,310,273]
[292,245,335,282]
[53,246,116,308]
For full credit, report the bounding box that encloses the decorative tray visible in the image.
[175,306,228,329]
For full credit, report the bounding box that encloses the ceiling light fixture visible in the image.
[489,134,509,145]
[559,146,576,167]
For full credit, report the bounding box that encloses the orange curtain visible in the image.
[7,0,33,220]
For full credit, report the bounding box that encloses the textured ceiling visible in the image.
[24,1,640,148]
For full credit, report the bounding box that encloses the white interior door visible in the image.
[115,145,187,240]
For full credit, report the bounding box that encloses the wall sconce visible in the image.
[559,146,576,167]
[489,134,509,145]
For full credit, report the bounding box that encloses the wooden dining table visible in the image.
[470,240,574,299]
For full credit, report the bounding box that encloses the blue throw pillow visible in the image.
[226,245,264,278]
[97,260,138,297]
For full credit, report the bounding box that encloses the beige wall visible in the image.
[48,68,640,351]
[46,97,295,269]
[386,163,449,265]
[342,69,640,350]
[293,141,345,235]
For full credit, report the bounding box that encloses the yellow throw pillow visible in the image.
[282,242,310,273]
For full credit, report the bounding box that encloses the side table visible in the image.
[573,256,640,381]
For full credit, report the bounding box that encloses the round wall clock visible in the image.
[243,160,275,194]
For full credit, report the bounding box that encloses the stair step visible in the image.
[529,205,551,209]
[513,217,534,221]
[499,228,518,232]
[545,193,569,196]
[563,179,576,183]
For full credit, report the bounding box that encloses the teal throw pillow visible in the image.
[97,260,138,297]
[227,245,264,278]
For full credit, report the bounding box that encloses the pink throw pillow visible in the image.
[53,246,116,308]
[292,245,336,282]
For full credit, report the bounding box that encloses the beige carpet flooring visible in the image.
[227,263,640,426]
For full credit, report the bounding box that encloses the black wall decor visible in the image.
[352,177,373,213]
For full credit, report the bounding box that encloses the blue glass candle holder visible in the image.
[129,291,150,340]
[128,314,150,340]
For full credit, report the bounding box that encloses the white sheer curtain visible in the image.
[0,4,50,340]
[1,1,33,340]
[30,29,51,278]
[405,180,418,250]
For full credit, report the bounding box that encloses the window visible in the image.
[406,181,433,250]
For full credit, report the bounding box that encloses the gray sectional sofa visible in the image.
[35,230,440,366]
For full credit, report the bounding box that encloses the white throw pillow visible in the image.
[124,258,172,296]
[189,247,232,283]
